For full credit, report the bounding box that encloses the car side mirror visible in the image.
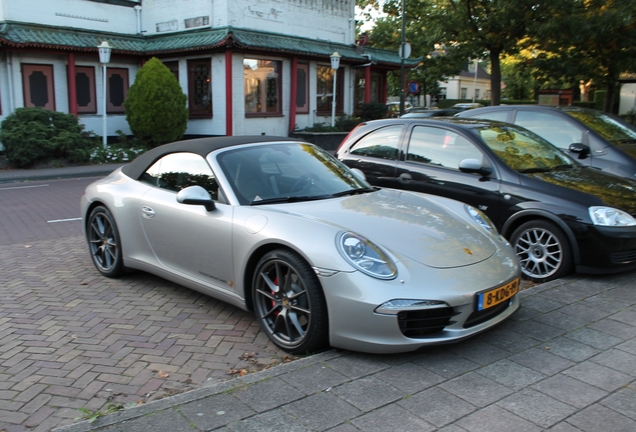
[459,158,492,177]
[568,143,591,159]
[350,168,367,181]
[177,186,216,211]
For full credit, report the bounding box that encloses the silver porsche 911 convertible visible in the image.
[81,136,521,354]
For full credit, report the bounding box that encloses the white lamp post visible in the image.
[330,52,341,127]
[472,58,478,103]
[98,41,112,147]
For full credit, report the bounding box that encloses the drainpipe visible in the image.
[134,5,142,34]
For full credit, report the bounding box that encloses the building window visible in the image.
[107,68,129,113]
[354,69,382,114]
[460,87,467,99]
[188,59,212,118]
[296,63,309,114]
[317,65,343,115]
[475,88,480,99]
[22,64,55,111]
[163,61,179,81]
[75,66,96,114]
[244,59,282,116]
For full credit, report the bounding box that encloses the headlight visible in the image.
[466,205,498,233]
[337,232,397,279]
[589,206,636,226]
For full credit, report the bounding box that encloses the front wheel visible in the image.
[510,220,573,283]
[252,249,328,354]
[86,205,124,278]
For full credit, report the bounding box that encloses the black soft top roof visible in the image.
[121,135,300,179]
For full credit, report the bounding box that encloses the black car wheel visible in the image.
[87,205,124,278]
[253,249,328,353]
[511,220,573,283]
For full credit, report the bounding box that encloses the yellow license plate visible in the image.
[477,278,519,311]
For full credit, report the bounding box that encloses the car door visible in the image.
[511,110,597,168]
[138,152,235,293]
[394,124,504,226]
[338,124,404,188]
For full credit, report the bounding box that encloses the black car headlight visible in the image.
[337,232,397,279]
[466,205,498,234]
[589,206,636,226]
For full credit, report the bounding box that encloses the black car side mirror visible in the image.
[177,186,216,211]
[459,158,492,177]
[568,143,591,159]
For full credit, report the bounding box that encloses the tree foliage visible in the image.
[359,0,548,105]
[525,0,636,111]
[358,0,636,112]
[124,57,188,148]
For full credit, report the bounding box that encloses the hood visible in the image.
[267,189,498,269]
[528,166,636,215]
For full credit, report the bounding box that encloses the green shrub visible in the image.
[593,90,606,111]
[124,57,188,148]
[620,109,636,126]
[0,107,95,168]
[360,102,387,121]
[335,115,362,131]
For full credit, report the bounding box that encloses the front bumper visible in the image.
[574,224,636,273]
[318,254,520,354]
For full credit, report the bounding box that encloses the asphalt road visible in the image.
[0,178,89,244]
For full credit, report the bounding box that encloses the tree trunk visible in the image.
[489,49,502,106]
[604,81,617,113]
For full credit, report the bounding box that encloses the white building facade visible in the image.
[439,63,491,103]
[0,0,406,141]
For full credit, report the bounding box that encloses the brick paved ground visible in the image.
[0,235,289,431]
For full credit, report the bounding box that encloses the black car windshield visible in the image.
[564,109,636,143]
[217,143,371,205]
[477,124,574,172]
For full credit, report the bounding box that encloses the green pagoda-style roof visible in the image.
[0,21,417,67]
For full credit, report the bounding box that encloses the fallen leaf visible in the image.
[157,370,169,378]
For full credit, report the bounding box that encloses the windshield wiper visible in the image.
[519,164,573,174]
[552,164,574,171]
[250,195,328,205]
[518,167,551,173]
[331,187,377,197]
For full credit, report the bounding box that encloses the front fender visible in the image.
[501,208,582,265]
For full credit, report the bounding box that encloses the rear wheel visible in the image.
[253,249,328,353]
[511,220,572,283]
[87,205,124,278]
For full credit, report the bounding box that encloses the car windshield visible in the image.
[217,143,372,205]
[564,109,636,143]
[477,124,574,172]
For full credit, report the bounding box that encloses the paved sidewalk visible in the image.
[0,163,124,184]
[52,272,636,432]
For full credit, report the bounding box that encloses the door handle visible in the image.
[398,173,412,183]
[141,206,155,219]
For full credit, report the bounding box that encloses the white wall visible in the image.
[619,83,636,115]
[140,0,355,44]
[442,77,490,101]
[1,0,138,33]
